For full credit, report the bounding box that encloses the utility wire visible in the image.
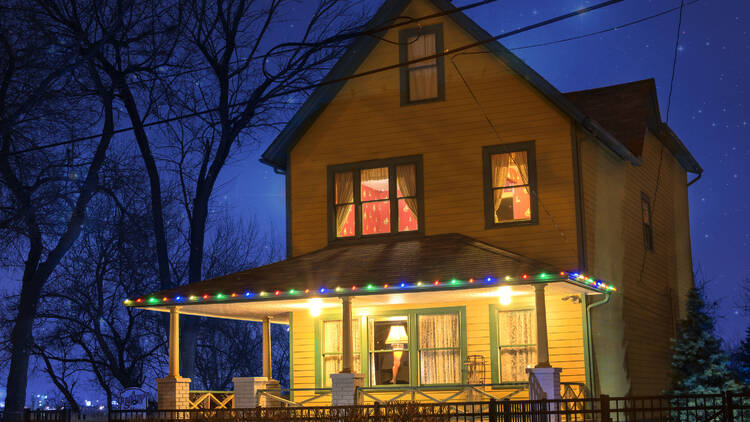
[4,0,627,157]
[508,0,698,52]
[638,0,685,284]
[666,0,686,123]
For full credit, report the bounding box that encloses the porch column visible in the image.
[157,306,191,410]
[331,296,363,406]
[169,306,180,376]
[534,284,551,368]
[341,296,353,373]
[527,284,561,402]
[260,316,281,406]
[262,316,272,378]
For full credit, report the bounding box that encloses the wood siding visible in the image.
[288,0,579,270]
[290,293,585,404]
[580,127,693,396]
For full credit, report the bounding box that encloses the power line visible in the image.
[5,0,627,157]
[666,0,686,123]
[508,0,699,52]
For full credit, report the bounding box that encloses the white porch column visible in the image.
[341,296,353,373]
[534,284,551,368]
[157,306,191,410]
[331,296,363,406]
[169,306,180,376]
[262,316,272,379]
[528,284,562,401]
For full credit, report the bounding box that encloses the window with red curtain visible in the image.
[482,142,538,228]
[330,157,422,239]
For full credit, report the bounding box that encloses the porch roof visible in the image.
[124,234,614,315]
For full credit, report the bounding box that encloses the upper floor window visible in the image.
[482,141,538,228]
[399,25,445,105]
[328,156,423,240]
[641,192,653,251]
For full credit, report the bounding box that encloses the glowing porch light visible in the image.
[498,286,513,306]
[308,298,323,317]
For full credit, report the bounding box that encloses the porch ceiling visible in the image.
[137,281,595,323]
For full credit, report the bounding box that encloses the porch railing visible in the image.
[256,387,331,407]
[188,390,234,409]
[356,384,526,404]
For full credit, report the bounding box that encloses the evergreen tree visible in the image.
[730,326,750,386]
[668,286,742,394]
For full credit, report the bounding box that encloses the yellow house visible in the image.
[126,0,701,408]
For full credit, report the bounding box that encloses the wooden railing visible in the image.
[256,387,332,407]
[188,390,234,409]
[357,384,526,404]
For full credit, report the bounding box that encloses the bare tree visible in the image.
[37,0,367,379]
[0,2,117,416]
[33,154,168,413]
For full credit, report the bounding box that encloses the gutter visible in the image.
[584,292,611,396]
[687,171,702,187]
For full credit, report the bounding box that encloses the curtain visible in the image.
[335,172,353,236]
[497,310,537,382]
[322,320,361,386]
[407,33,438,101]
[397,165,418,220]
[419,314,460,384]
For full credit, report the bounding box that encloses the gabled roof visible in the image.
[564,79,702,174]
[125,233,613,308]
[260,0,644,172]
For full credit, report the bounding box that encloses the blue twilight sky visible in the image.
[218,0,750,343]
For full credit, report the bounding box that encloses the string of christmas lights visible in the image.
[122,271,616,306]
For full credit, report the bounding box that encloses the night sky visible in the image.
[11,0,750,403]
[219,0,750,343]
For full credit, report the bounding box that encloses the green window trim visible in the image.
[488,304,536,387]
[313,306,467,388]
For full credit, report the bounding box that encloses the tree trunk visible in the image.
[4,256,42,421]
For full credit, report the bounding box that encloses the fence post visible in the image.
[600,394,610,422]
[723,391,733,421]
[503,398,512,422]
[373,401,380,422]
[489,398,497,422]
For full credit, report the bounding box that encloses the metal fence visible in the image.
[14,391,750,422]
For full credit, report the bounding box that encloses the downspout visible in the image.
[584,292,611,396]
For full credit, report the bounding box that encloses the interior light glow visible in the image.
[309,298,323,317]
[498,286,513,306]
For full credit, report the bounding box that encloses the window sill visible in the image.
[485,219,539,230]
[328,231,424,247]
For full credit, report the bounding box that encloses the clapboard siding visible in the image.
[289,293,585,404]
[580,127,692,396]
[288,0,579,270]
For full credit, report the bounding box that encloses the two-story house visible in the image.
[126,0,701,409]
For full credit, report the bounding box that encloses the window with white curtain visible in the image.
[418,313,461,384]
[496,309,537,383]
[321,319,361,387]
[399,25,444,104]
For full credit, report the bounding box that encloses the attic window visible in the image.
[328,156,423,241]
[399,25,445,105]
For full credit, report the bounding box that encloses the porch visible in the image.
[124,234,615,409]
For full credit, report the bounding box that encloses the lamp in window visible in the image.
[385,324,408,384]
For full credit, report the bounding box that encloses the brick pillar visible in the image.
[527,367,562,400]
[233,377,282,408]
[330,373,364,406]
[157,376,191,410]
